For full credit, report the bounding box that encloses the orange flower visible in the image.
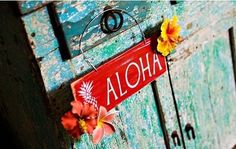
[161,16,181,42]
[61,100,98,138]
[92,106,116,144]
[157,16,182,56]
[157,37,179,56]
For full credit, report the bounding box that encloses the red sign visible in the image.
[71,38,166,111]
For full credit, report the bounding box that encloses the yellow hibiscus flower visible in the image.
[157,16,182,56]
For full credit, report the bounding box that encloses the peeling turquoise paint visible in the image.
[55,1,155,57]
[39,49,75,91]
[19,1,44,14]
[23,8,58,58]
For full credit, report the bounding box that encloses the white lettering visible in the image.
[139,53,152,81]
[153,54,163,75]
[115,72,127,97]
[125,62,141,88]
[106,77,118,105]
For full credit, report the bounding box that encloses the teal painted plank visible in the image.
[18,1,50,14]
[22,7,58,59]
[55,1,155,57]
[205,33,236,148]
[172,1,236,39]
[168,51,220,149]
[155,73,183,149]
[167,17,236,148]
[39,49,76,92]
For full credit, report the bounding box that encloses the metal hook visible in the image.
[100,6,124,34]
[79,8,147,71]
[171,131,181,146]
[185,123,196,140]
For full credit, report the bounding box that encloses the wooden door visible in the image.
[159,1,236,148]
[168,26,236,149]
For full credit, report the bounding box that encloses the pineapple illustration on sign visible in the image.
[78,81,98,109]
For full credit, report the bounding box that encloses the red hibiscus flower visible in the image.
[61,100,98,138]
[92,106,116,144]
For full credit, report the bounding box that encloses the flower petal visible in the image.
[92,127,104,144]
[87,104,98,118]
[172,16,178,25]
[103,123,115,136]
[61,111,77,130]
[98,106,107,120]
[71,100,83,116]
[167,16,181,42]
[81,103,90,116]
[102,111,117,123]
[85,119,97,134]
[157,39,170,56]
[161,18,169,40]
[67,125,83,138]
[81,103,98,118]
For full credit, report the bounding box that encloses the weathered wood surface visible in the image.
[22,1,173,115]
[55,1,154,57]
[19,1,236,149]
[18,1,51,15]
[168,29,236,149]
[167,2,236,148]
[155,73,182,149]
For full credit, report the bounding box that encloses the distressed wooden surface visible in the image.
[55,1,154,57]
[18,1,51,14]
[22,1,172,115]
[155,73,182,149]
[19,1,236,148]
[168,2,236,148]
[168,29,236,149]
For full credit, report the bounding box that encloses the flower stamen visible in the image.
[78,119,87,132]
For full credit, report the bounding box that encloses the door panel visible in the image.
[168,24,236,148]
[168,49,220,149]
[155,73,183,149]
[167,1,236,148]
[204,31,236,148]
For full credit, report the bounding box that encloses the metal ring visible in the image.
[79,8,147,71]
[104,10,123,33]
[100,5,123,34]
[100,12,118,34]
